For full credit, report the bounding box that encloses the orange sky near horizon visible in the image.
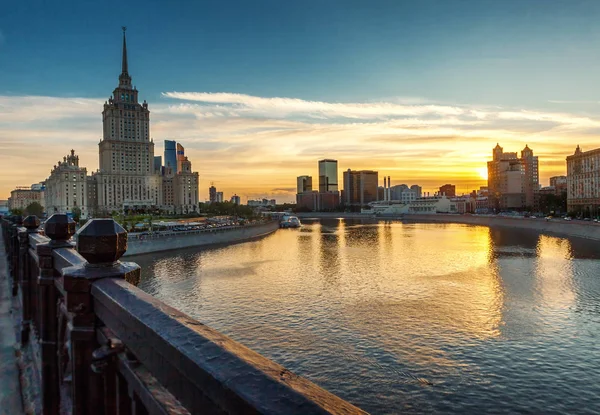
[0,93,581,204]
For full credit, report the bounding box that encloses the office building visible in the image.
[176,143,185,173]
[209,186,217,203]
[318,159,338,193]
[297,175,313,193]
[153,156,162,175]
[567,146,600,214]
[164,140,177,176]
[216,192,224,203]
[439,184,456,197]
[231,195,241,205]
[487,144,539,210]
[343,169,378,206]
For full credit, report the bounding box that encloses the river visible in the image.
[132,218,600,414]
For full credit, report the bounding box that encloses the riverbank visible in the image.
[124,220,279,256]
[296,212,600,241]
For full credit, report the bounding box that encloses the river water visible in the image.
[132,219,600,414]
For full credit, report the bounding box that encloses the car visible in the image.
[564,217,572,221]
[584,218,591,221]
[530,216,537,219]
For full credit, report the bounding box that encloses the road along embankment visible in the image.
[124,220,279,256]
[296,212,600,241]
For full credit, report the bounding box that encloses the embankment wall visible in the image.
[125,221,279,256]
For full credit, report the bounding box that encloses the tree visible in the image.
[72,206,82,223]
[24,202,44,218]
[10,208,23,216]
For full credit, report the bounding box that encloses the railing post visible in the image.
[62,219,140,415]
[37,214,75,415]
[19,215,40,344]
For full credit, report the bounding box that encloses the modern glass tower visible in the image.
[164,140,177,175]
[318,159,338,193]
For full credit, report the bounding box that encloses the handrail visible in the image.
[1,214,366,415]
[92,278,364,414]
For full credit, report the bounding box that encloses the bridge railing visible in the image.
[1,214,365,415]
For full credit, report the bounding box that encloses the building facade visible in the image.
[566,145,600,215]
[318,159,338,193]
[550,175,567,195]
[44,150,88,218]
[297,175,313,193]
[487,144,539,211]
[209,186,217,203]
[439,184,456,197]
[231,195,241,205]
[343,169,378,206]
[92,29,162,214]
[8,186,44,212]
[87,31,198,215]
[164,140,177,175]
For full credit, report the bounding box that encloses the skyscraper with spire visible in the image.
[87,29,198,215]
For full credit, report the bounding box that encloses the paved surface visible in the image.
[0,233,24,415]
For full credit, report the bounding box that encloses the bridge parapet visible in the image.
[1,214,366,415]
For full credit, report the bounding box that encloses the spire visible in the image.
[121,26,128,75]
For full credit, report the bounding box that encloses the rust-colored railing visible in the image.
[1,214,366,415]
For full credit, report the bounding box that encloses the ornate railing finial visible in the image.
[23,215,40,231]
[76,219,128,266]
[43,214,76,243]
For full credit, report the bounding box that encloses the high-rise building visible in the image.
[318,159,338,193]
[153,156,162,174]
[92,29,162,213]
[567,146,600,214]
[297,175,313,193]
[45,150,88,218]
[176,143,185,173]
[487,144,539,210]
[209,186,217,203]
[86,30,198,215]
[216,192,224,203]
[439,184,456,197]
[164,140,177,176]
[231,194,241,205]
[343,169,378,206]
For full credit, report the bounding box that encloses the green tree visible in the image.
[24,202,44,217]
[10,208,23,216]
[71,206,82,223]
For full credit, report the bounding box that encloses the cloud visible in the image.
[1,92,597,202]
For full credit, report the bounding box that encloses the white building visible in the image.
[45,150,88,218]
[408,195,453,214]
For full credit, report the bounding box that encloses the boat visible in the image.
[280,215,301,228]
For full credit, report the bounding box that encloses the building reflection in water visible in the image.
[130,219,600,414]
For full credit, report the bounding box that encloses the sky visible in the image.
[3,0,600,202]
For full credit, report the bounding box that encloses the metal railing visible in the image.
[1,214,366,415]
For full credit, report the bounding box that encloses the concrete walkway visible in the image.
[0,233,24,414]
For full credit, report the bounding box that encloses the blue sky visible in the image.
[2,0,600,201]
[4,0,600,106]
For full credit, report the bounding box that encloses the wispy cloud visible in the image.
[0,92,595,201]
